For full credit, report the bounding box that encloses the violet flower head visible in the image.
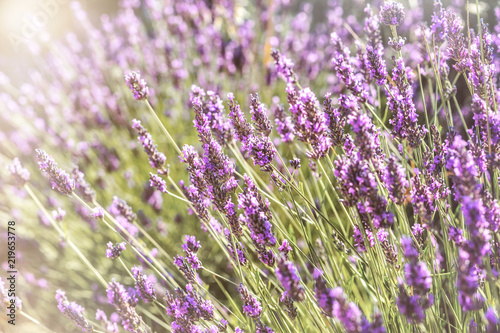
[132,119,167,174]
[276,258,305,302]
[445,134,480,199]
[124,71,149,100]
[250,94,272,136]
[72,167,96,202]
[35,149,75,195]
[362,312,386,333]
[131,266,156,303]
[380,1,405,26]
[444,10,468,72]
[383,156,409,205]
[149,173,167,193]
[56,290,94,332]
[8,157,30,186]
[107,279,142,333]
[313,271,363,332]
[388,36,406,51]
[396,288,426,324]
[273,101,295,143]
[238,174,276,247]
[271,49,297,85]
[279,239,292,259]
[366,45,387,86]
[96,309,119,333]
[92,207,104,220]
[238,284,262,318]
[106,242,126,259]
[228,93,252,153]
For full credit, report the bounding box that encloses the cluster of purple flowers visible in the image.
[55,290,93,332]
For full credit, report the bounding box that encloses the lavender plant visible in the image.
[3,0,500,332]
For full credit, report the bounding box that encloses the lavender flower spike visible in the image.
[8,158,30,186]
[131,266,156,303]
[107,279,142,333]
[106,242,126,259]
[35,149,75,195]
[124,71,149,100]
[149,173,167,193]
[276,258,305,302]
[132,119,168,175]
[380,1,405,26]
[56,290,94,332]
[238,284,262,318]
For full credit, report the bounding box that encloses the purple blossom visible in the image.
[383,156,408,205]
[272,50,297,85]
[272,101,295,143]
[278,239,292,259]
[106,242,126,259]
[314,270,363,332]
[238,175,276,247]
[124,71,149,100]
[109,196,139,238]
[107,279,142,333]
[238,284,262,318]
[92,207,105,220]
[131,266,156,303]
[132,119,167,174]
[35,149,75,195]
[149,173,167,193]
[56,290,93,332]
[250,94,272,136]
[164,284,214,333]
[227,93,252,153]
[386,57,426,148]
[72,167,96,202]
[276,259,304,302]
[380,1,405,26]
[8,158,30,186]
[96,309,119,332]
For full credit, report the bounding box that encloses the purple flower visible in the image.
[164,284,214,333]
[287,85,331,159]
[131,266,156,303]
[444,10,468,72]
[362,312,386,333]
[106,242,126,259]
[109,196,139,238]
[132,119,168,174]
[396,288,426,324]
[72,167,96,202]
[92,207,104,220]
[383,156,408,205]
[124,71,149,101]
[366,45,387,86]
[35,149,75,195]
[388,36,406,51]
[238,175,276,247]
[386,57,426,148]
[149,173,167,193]
[314,270,363,332]
[278,239,292,259]
[238,284,262,318]
[107,279,142,333]
[276,258,304,302]
[228,93,253,153]
[380,1,405,26]
[250,94,272,136]
[272,100,295,143]
[56,290,93,332]
[96,309,119,332]
[8,158,30,186]
[272,50,297,85]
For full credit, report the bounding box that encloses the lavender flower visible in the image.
[164,284,214,333]
[56,290,94,332]
[106,242,126,259]
[238,175,276,247]
[444,10,468,72]
[272,50,297,85]
[386,57,426,148]
[380,1,405,26]
[92,207,104,220]
[8,158,30,186]
[238,284,262,318]
[131,266,156,303]
[313,269,363,332]
[383,156,408,205]
[280,292,298,320]
[124,71,149,100]
[276,259,305,302]
[149,173,167,193]
[35,149,75,195]
[96,309,119,333]
[107,279,142,333]
[132,119,168,174]
[228,93,252,153]
[72,167,96,202]
[272,101,295,143]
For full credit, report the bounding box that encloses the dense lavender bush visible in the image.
[3,0,500,332]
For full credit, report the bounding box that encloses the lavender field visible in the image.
[1,0,500,332]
